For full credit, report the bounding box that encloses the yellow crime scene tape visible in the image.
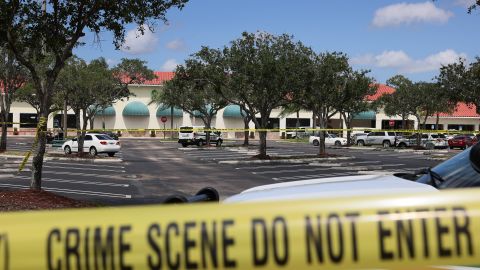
[1,121,479,134]
[0,188,480,269]
[17,117,46,172]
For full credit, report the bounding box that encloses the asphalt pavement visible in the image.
[0,137,460,204]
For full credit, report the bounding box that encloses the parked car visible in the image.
[395,133,448,149]
[225,140,480,203]
[308,133,347,146]
[351,133,369,145]
[62,133,120,156]
[178,126,223,147]
[355,131,399,147]
[285,127,312,139]
[448,135,478,150]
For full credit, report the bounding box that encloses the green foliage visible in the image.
[437,57,480,114]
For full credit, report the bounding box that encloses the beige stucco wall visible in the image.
[6,86,480,136]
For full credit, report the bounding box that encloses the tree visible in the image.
[153,63,227,145]
[293,51,350,155]
[0,46,28,152]
[57,57,134,155]
[0,0,188,190]
[383,75,448,146]
[335,70,377,146]
[222,32,307,158]
[438,58,480,114]
[91,58,154,130]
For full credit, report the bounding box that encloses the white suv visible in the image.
[355,131,398,147]
[178,126,223,147]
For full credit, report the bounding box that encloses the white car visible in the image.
[62,133,120,156]
[308,133,347,146]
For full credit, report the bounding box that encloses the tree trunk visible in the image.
[243,116,249,146]
[63,99,68,137]
[343,113,352,146]
[75,109,83,155]
[435,113,440,130]
[0,112,7,152]
[258,131,268,158]
[318,115,327,156]
[415,115,422,147]
[89,117,94,130]
[256,115,269,159]
[203,117,212,146]
[30,111,48,190]
[81,110,89,155]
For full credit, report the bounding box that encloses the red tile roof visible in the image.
[367,84,480,118]
[121,71,174,85]
[366,84,395,101]
[438,103,480,118]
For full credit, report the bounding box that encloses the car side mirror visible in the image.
[72,138,77,142]
[469,143,480,173]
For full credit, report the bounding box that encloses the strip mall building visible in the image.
[4,72,480,137]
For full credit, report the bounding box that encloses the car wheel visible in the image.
[197,140,203,146]
[383,141,391,148]
[397,143,407,148]
[181,143,188,147]
[89,147,97,156]
[356,140,365,146]
[216,140,223,147]
[425,143,435,150]
[64,145,71,154]
[334,141,341,146]
[107,152,115,157]
[313,140,319,146]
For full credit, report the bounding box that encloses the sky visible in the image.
[74,0,480,84]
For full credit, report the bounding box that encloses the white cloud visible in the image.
[455,0,476,8]
[161,59,179,71]
[121,24,158,55]
[166,39,186,51]
[106,58,118,67]
[375,51,412,68]
[372,2,453,27]
[351,49,467,73]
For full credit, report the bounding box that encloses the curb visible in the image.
[218,156,354,164]
[0,154,122,163]
[45,157,123,163]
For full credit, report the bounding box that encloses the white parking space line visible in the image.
[236,164,308,170]
[253,167,332,175]
[44,161,125,169]
[272,172,358,181]
[43,165,126,173]
[0,183,131,198]
[42,170,123,178]
[14,175,129,187]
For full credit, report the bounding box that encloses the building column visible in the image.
[280,117,286,137]
[13,113,20,129]
[375,118,382,130]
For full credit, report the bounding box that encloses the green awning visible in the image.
[122,101,150,117]
[156,105,183,117]
[353,110,376,120]
[223,105,244,118]
[96,106,116,116]
[192,105,212,117]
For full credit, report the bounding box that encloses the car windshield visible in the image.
[416,147,480,188]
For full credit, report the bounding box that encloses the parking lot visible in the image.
[0,137,460,203]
